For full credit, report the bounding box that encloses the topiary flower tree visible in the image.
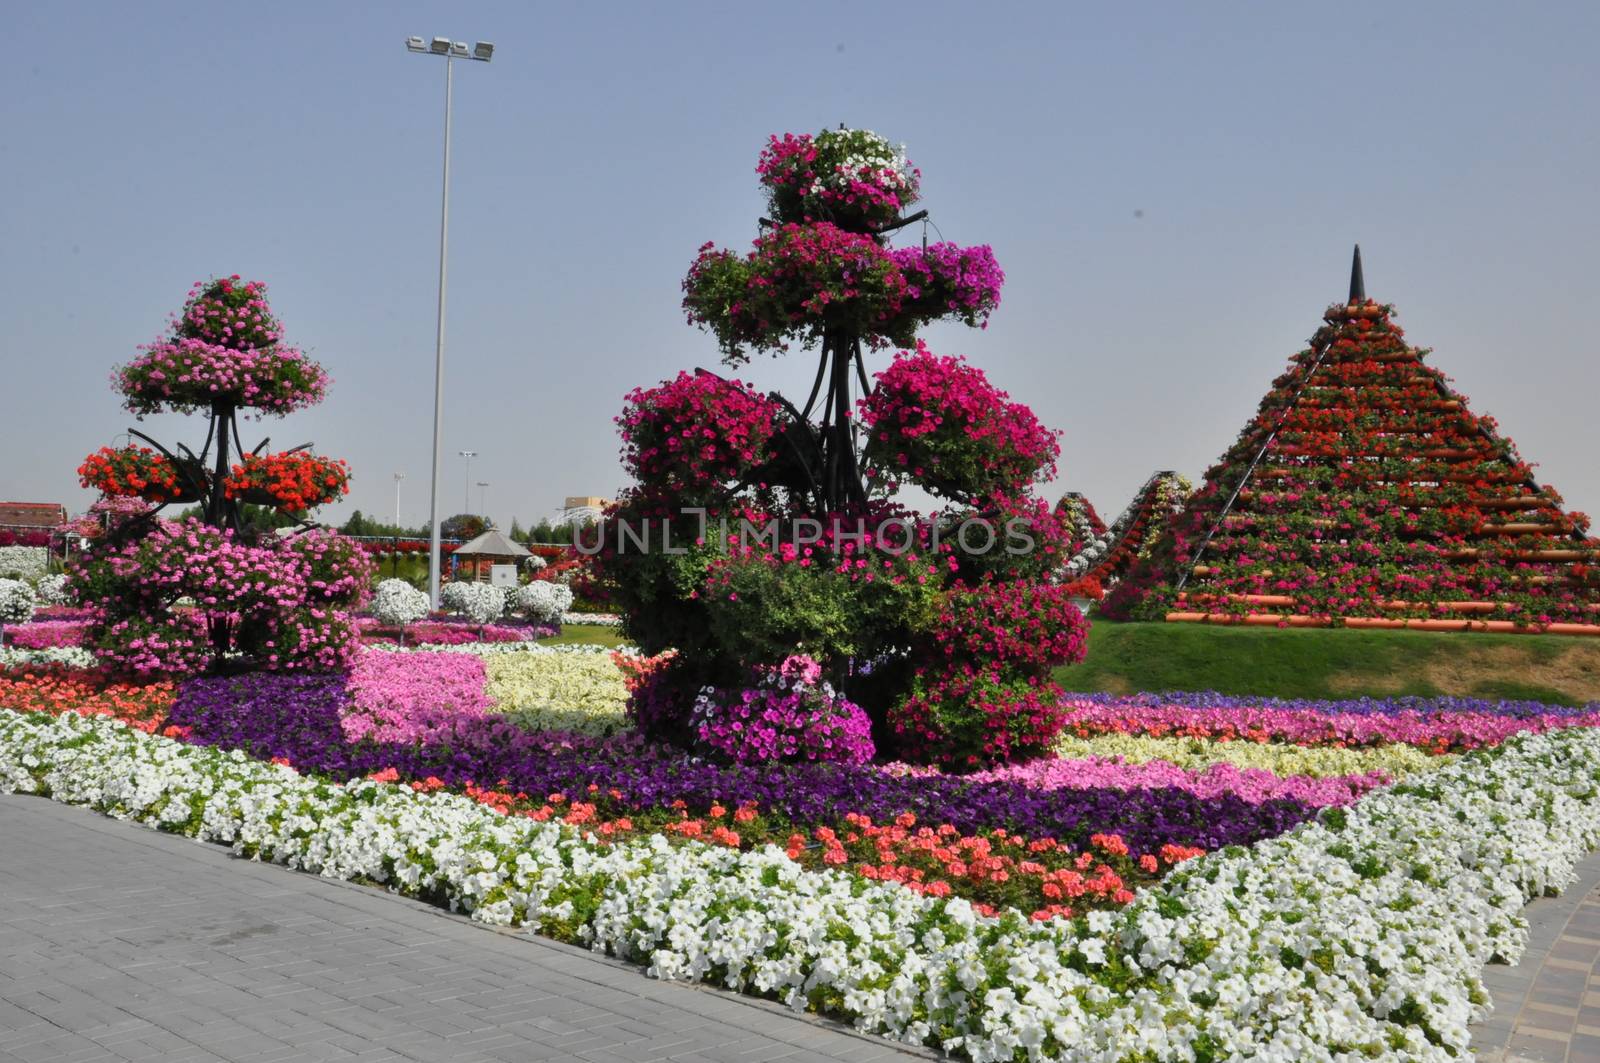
[598,128,1085,768]
[69,277,372,676]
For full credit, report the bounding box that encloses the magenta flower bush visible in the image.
[933,580,1089,673]
[860,341,1059,503]
[617,371,783,498]
[890,666,1069,768]
[755,128,920,234]
[690,655,875,766]
[887,243,1004,330]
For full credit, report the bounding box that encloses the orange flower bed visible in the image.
[439,777,1205,921]
[0,669,175,732]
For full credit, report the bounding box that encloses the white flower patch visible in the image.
[440,581,506,624]
[0,546,47,582]
[0,578,37,625]
[561,612,623,627]
[4,710,1600,1061]
[34,573,71,606]
[0,646,98,670]
[370,578,430,628]
[515,581,573,624]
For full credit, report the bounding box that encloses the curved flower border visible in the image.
[4,709,1599,1060]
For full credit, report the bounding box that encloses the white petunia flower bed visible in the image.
[3,710,1598,1061]
[0,546,47,582]
[0,646,99,670]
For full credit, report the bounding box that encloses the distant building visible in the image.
[560,496,610,524]
[0,502,66,529]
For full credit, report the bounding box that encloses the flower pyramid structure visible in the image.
[1116,247,1600,631]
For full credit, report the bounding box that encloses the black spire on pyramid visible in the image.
[1348,244,1365,304]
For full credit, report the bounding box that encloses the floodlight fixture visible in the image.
[406,36,427,53]
[430,36,450,54]
[473,41,494,61]
[450,41,469,57]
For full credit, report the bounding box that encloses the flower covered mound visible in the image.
[6,709,1600,1060]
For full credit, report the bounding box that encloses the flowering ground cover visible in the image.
[5,709,1600,1060]
[0,668,173,731]
[9,639,1584,924]
[1060,693,1600,753]
[3,619,93,649]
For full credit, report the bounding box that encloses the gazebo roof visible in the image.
[453,527,531,559]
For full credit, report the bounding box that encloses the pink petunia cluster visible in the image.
[617,370,783,497]
[887,243,1004,329]
[860,341,1061,502]
[115,338,329,417]
[341,649,492,745]
[960,756,1389,808]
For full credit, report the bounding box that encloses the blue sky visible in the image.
[4,1,1597,530]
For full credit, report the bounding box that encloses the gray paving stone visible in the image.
[0,794,928,1062]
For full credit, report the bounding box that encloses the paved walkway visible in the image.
[6,792,1600,1063]
[1472,847,1600,1062]
[0,795,925,1063]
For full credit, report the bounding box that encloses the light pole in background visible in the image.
[406,34,494,606]
[458,449,478,515]
[477,481,490,521]
[392,472,405,527]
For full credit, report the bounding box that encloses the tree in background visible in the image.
[440,513,487,541]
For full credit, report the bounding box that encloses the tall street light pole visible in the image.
[406,35,494,607]
[477,481,490,521]
[459,449,478,514]
[393,472,405,527]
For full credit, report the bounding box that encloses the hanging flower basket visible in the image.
[224,452,350,512]
[77,445,203,504]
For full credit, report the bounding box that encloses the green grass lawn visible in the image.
[545,623,629,650]
[1052,619,1600,705]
